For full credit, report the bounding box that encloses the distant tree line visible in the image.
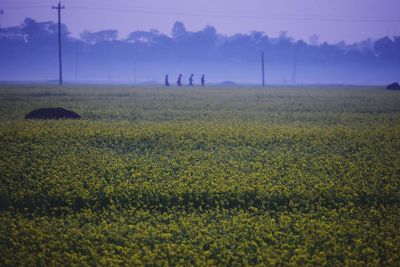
[0,18,399,84]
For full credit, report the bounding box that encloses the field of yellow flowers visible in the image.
[1,85,399,265]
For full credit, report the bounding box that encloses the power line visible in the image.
[0,0,50,3]
[0,5,49,9]
[2,2,399,23]
[52,1,65,86]
[65,5,400,23]
[1,2,50,6]
[58,1,400,23]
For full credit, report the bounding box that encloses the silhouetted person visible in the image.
[177,74,182,86]
[165,74,170,86]
[201,74,205,87]
[189,74,194,86]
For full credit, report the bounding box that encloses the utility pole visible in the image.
[133,61,137,86]
[292,47,297,84]
[52,2,65,85]
[75,41,79,81]
[261,51,265,87]
[0,9,4,29]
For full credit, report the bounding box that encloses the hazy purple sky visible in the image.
[1,0,399,43]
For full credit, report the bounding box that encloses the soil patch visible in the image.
[25,107,81,120]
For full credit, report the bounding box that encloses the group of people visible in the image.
[165,74,205,87]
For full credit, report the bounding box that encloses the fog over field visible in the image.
[1,19,399,85]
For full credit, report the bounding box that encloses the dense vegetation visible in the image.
[1,85,400,265]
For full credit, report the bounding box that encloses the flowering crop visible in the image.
[0,85,399,265]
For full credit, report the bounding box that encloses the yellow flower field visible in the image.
[1,85,399,265]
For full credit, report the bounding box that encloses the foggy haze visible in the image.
[0,18,399,85]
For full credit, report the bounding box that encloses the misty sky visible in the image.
[1,0,399,43]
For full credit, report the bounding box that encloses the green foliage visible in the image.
[0,85,400,265]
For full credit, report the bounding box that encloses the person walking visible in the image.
[201,74,205,87]
[177,74,182,86]
[189,74,194,86]
[165,74,170,86]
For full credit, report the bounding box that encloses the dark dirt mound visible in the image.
[25,107,81,120]
[386,82,400,90]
